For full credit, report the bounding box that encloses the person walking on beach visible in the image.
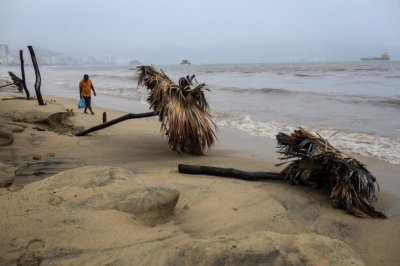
[79,74,96,115]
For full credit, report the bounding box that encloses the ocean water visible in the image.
[1,62,400,164]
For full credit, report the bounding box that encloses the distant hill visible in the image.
[129,60,141,66]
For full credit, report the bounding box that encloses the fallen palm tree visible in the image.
[179,127,386,218]
[76,66,216,155]
[276,127,386,218]
[136,65,216,155]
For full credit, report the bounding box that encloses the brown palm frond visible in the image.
[276,127,386,218]
[136,65,216,155]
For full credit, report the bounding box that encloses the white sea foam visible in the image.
[216,115,400,165]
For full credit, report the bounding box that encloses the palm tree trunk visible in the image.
[75,111,156,136]
[178,164,282,181]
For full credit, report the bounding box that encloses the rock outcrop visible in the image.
[180,59,191,65]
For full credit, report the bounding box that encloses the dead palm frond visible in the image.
[136,65,216,155]
[276,127,386,218]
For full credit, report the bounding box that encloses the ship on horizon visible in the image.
[361,52,390,61]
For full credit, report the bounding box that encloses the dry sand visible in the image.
[0,89,399,265]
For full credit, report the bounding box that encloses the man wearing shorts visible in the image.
[79,74,96,115]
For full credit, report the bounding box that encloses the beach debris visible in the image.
[178,127,386,218]
[2,50,31,99]
[28,45,45,105]
[276,127,386,218]
[178,164,281,181]
[7,71,23,92]
[136,65,216,155]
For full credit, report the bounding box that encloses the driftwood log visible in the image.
[75,112,156,136]
[28,45,45,105]
[19,50,30,99]
[178,164,281,181]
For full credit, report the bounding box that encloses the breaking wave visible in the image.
[216,115,400,165]
[220,87,293,95]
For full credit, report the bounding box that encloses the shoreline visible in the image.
[1,89,400,265]
[2,85,399,209]
[37,85,400,197]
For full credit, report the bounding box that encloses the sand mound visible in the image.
[4,109,81,135]
[169,232,363,266]
[0,166,364,265]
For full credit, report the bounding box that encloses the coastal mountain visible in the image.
[129,60,141,66]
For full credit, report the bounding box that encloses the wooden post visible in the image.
[103,112,107,123]
[27,45,45,105]
[19,50,30,99]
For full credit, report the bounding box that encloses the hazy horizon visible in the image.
[1,0,399,64]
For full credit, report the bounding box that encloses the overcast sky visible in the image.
[1,0,399,64]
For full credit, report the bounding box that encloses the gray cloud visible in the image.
[1,0,399,64]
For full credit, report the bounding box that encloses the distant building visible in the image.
[0,44,122,66]
[0,44,10,64]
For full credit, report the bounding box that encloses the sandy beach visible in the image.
[1,86,400,265]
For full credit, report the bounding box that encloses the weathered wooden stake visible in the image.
[19,50,30,99]
[103,112,107,123]
[28,45,45,105]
